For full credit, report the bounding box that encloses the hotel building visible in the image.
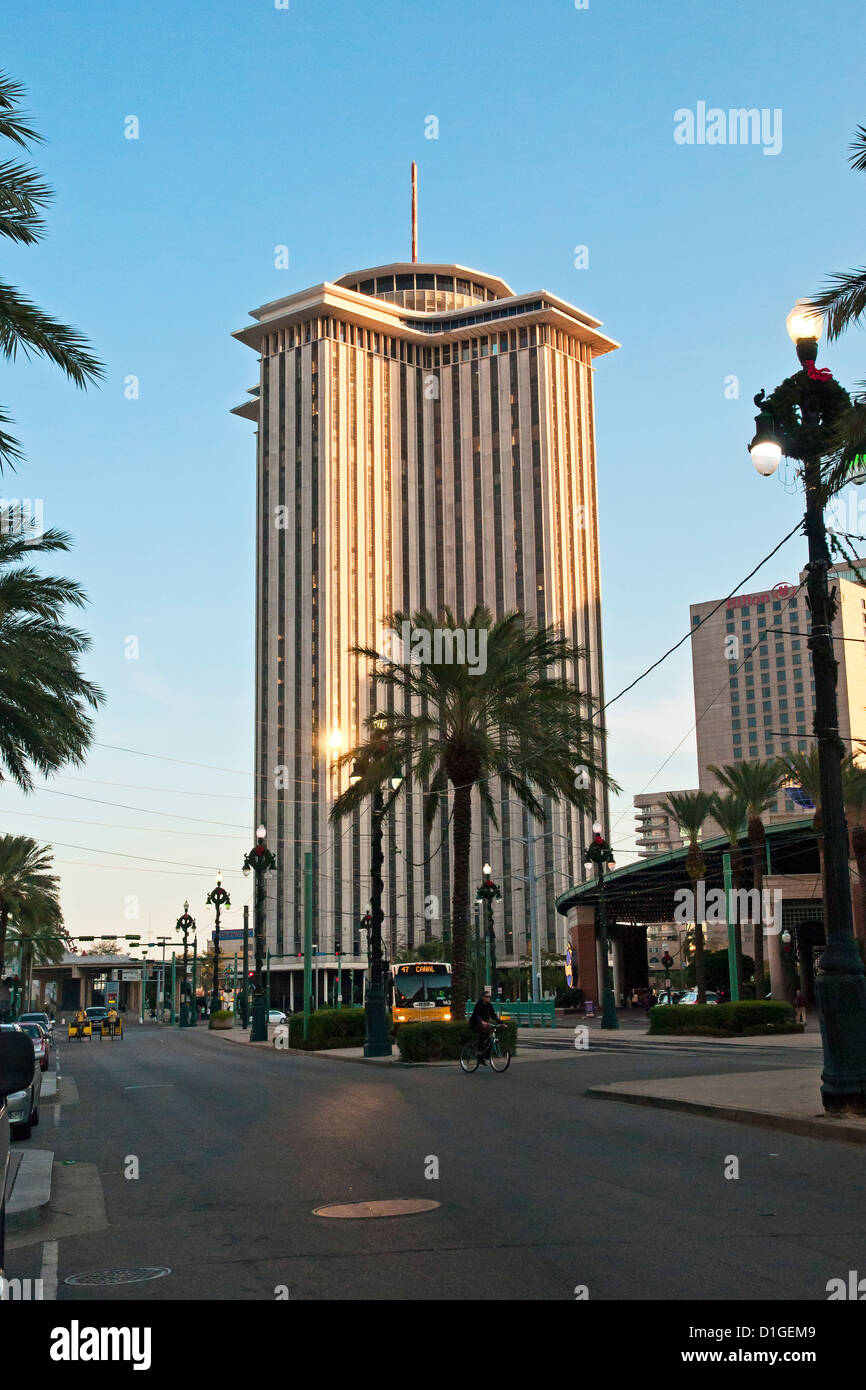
[233,262,618,1004]
[690,560,866,824]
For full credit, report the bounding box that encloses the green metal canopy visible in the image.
[556,817,821,925]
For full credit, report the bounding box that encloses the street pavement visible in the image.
[6,1021,863,1301]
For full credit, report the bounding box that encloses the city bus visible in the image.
[391,961,452,1025]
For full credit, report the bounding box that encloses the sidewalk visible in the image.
[587,1067,866,1145]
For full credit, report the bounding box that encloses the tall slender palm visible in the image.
[0,520,103,790]
[709,790,747,993]
[13,892,65,1011]
[0,71,103,472]
[330,607,618,1020]
[709,760,785,998]
[0,834,61,990]
[666,791,714,1003]
[778,748,866,931]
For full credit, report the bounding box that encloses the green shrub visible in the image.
[287,1007,369,1050]
[396,1018,518,1062]
[649,999,797,1035]
[210,1010,234,1022]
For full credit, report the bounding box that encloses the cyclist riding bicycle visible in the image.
[469,987,500,1065]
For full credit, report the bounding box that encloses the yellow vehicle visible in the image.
[392,961,452,1025]
[100,1010,123,1040]
[68,1012,92,1041]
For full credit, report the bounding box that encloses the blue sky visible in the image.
[2,0,865,943]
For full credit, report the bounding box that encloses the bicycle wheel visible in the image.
[489,1043,511,1073]
[460,1041,479,1073]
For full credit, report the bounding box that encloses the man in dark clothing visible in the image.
[469,988,500,1064]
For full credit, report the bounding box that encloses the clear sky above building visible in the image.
[2,0,864,938]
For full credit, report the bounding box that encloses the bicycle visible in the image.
[460,1023,511,1074]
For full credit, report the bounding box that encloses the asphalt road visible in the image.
[8,1023,862,1301]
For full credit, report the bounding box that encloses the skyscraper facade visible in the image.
[690,560,866,825]
[233,262,618,1003]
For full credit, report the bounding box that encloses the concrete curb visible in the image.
[586,1086,866,1146]
[7,1148,54,1230]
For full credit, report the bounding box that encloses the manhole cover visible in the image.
[313,1199,440,1219]
[65,1267,171,1287]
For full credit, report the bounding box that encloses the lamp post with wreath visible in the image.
[749,300,866,1111]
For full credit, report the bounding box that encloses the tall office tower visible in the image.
[690,560,866,827]
[233,262,618,1004]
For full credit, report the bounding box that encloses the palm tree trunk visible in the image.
[749,820,766,998]
[0,900,8,984]
[449,780,473,1021]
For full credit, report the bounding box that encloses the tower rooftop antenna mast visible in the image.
[411,161,418,264]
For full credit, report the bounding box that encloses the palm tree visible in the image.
[808,126,866,342]
[330,607,617,1020]
[709,790,748,993]
[806,125,866,496]
[13,892,66,1012]
[709,760,785,998]
[0,71,103,472]
[666,791,714,1003]
[0,519,103,790]
[0,835,63,1008]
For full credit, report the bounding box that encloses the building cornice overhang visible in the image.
[233,281,618,358]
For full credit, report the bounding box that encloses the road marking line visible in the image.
[123,1084,175,1090]
[40,1240,58,1301]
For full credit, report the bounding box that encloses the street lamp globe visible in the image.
[391,773,403,790]
[751,438,783,477]
[242,863,251,878]
[483,863,492,876]
[786,300,824,347]
[256,824,266,840]
[592,821,602,835]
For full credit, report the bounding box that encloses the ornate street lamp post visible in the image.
[177,901,196,1028]
[749,302,866,1111]
[243,825,277,1042]
[476,864,501,994]
[585,821,618,1030]
[206,872,231,1016]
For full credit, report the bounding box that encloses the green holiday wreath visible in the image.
[765,368,851,461]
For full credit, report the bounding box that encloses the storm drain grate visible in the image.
[313,1199,440,1219]
[65,1267,171,1287]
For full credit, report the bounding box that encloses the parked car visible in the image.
[656,990,685,1006]
[17,1011,53,1039]
[17,1021,49,1071]
[0,1027,36,1280]
[268,1009,290,1024]
[676,990,720,1006]
[0,1024,42,1139]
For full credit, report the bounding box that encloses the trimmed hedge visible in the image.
[649,1000,800,1036]
[287,1007,369,1050]
[396,1018,519,1063]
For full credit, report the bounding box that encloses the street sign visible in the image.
[213,928,244,942]
[121,970,140,981]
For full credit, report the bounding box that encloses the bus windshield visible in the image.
[393,964,451,1007]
